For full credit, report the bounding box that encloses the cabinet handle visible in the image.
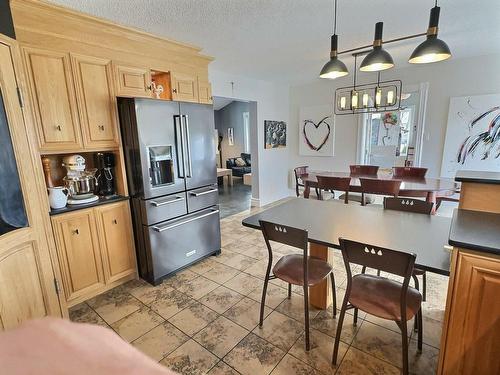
[172,88,177,93]
[112,219,118,224]
[56,125,62,131]
[72,229,79,235]
[98,125,105,131]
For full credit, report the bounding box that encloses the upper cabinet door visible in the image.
[72,54,119,148]
[171,72,199,103]
[114,64,151,98]
[23,47,82,151]
[198,79,213,104]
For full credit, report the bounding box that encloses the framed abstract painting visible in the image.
[264,120,287,149]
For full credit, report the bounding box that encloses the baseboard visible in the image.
[250,197,261,207]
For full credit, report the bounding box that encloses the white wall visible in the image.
[210,69,290,206]
[289,54,500,182]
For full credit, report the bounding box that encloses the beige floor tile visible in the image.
[275,293,321,323]
[110,306,164,342]
[68,303,108,327]
[176,276,220,299]
[150,289,195,319]
[242,259,271,279]
[128,282,175,306]
[247,283,288,309]
[131,321,189,362]
[224,333,285,375]
[86,289,143,325]
[203,263,241,284]
[223,297,271,331]
[223,273,262,296]
[270,354,321,375]
[194,316,249,358]
[213,249,238,265]
[288,329,349,374]
[162,269,199,289]
[337,347,400,375]
[222,253,258,271]
[169,301,219,336]
[407,338,440,375]
[160,339,219,375]
[188,257,219,275]
[363,314,412,335]
[410,315,442,349]
[252,311,304,351]
[207,361,241,375]
[310,308,361,345]
[199,286,244,314]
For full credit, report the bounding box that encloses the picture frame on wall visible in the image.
[299,105,335,157]
[228,127,234,146]
[264,120,287,149]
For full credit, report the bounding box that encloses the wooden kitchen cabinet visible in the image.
[72,54,119,148]
[171,71,198,102]
[51,209,105,304]
[198,79,213,104]
[23,47,82,151]
[95,202,136,284]
[51,201,137,307]
[114,64,151,98]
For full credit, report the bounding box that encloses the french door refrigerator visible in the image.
[118,98,221,285]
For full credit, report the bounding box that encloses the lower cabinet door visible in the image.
[51,209,105,304]
[95,201,137,284]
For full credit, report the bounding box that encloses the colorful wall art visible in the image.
[264,120,287,149]
[441,94,500,177]
[299,105,335,157]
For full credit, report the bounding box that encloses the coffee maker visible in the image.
[95,152,116,196]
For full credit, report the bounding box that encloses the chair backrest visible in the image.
[294,166,309,186]
[350,165,379,175]
[384,197,433,215]
[359,178,401,196]
[392,166,427,178]
[316,176,351,192]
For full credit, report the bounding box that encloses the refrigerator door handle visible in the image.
[183,115,193,178]
[152,209,219,233]
[150,195,185,207]
[174,115,185,178]
[189,188,218,197]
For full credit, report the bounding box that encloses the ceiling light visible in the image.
[360,22,394,72]
[320,0,349,79]
[409,3,451,64]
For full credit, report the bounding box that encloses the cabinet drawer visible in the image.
[187,185,218,213]
[140,193,187,225]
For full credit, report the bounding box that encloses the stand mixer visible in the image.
[62,155,99,205]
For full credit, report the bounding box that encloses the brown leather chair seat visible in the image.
[273,254,332,286]
[349,274,422,321]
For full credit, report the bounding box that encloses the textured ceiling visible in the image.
[47,0,500,84]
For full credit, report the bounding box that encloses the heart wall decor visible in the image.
[299,105,335,157]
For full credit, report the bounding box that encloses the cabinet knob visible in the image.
[172,88,177,93]
[56,125,62,131]
[72,229,79,235]
[112,219,118,224]
[98,125,105,131]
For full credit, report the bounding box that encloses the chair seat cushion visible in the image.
[273,254,332,286]
[349,274,422,321]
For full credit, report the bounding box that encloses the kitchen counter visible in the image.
[449,209,500,256]
[455,170,500,184]
[49,195,129,216]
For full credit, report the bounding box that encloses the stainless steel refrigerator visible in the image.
[118,98,221,285]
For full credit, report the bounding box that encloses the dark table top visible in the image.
[455,170,500,185]
[242,198,452,275]
[449,209,500,255]
[301,171,456,194]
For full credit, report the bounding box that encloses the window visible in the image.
[243,111,250,153]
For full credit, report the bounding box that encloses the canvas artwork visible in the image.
[441,94,500,177]
[264,120,287,149]
[299,105,335,156]
[228,127,234,146]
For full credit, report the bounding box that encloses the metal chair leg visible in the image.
[303,283,310,351]
[400,319,409,375]
[412,274,420,332]
[422,272,427,302]
[259,276,270,327]
[332,294,349,365]
[288,283,292,299]
[417,308,423,351]
[330,273,336,317]
[353,308,359,326]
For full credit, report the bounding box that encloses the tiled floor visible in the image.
[70,197,451,375]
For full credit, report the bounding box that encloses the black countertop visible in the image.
[455,170,500,185]
[49,195,129,216]
[449,209,500,255]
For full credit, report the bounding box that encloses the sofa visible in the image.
[226,153,251,177]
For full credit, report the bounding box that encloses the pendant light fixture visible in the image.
[319,0,349,79]
[360,22,394,72]
[409,1,451,64]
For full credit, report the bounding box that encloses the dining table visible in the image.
[301,170,456,213]
[242,198,452,310]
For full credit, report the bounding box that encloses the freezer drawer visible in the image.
[146,207,221,283]
[187,184,218,213]
[140,192,187,225]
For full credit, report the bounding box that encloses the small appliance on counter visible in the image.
[62,154,99,205]
[95,152,116,196]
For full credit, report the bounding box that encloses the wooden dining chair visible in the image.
[333,238,423,375]
[359,178,401,206]
[392,166,428,178]
[383,197,432,302]
[316,176,351,203]
[259,220,336,351]
[293,166,319,198]
[350,165,379,175]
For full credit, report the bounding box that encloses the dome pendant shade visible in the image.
[360,22,394,72]
[320,34,349,79]
[409,6,451,64]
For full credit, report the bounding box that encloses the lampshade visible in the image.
[320,34,349,79]
[409,6,451,64]
[360,22,394,72]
